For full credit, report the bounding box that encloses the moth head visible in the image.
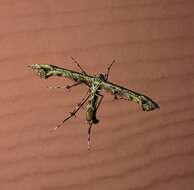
[95,74,106,81]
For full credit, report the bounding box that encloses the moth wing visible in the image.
[28,64,92,85]
[102,82,159,111]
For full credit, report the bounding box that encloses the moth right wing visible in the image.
[101,81,159,111]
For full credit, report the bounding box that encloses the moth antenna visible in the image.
[70,56,87,75]
[105,59,115,80]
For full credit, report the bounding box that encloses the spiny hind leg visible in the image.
[51,90,91,131]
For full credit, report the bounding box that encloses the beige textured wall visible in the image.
[0,0,194,190]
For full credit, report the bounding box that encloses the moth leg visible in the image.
[70,56,88,75]
[111,90,119,100]
[47,86,67,89]
[88,124,92,150]
[112,92,126,101]
[96,93,104,110]
[112,91,128,101]
[111,90,121,101]
[47,82,82,90]
[52,90,91,131]
[114,94,118,100]
[66,82,82,90]
[104,60,115,80]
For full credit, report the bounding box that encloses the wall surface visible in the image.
[0,0,194,190]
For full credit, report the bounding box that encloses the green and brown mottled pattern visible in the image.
[28,64,159,112]
[28,64,93,86]
[101,81,159,111]
[85,93,99,125]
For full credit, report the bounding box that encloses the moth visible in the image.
[28,57,159,149]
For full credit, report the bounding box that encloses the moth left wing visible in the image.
[28,64,92,86]
[101,81,159,111]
